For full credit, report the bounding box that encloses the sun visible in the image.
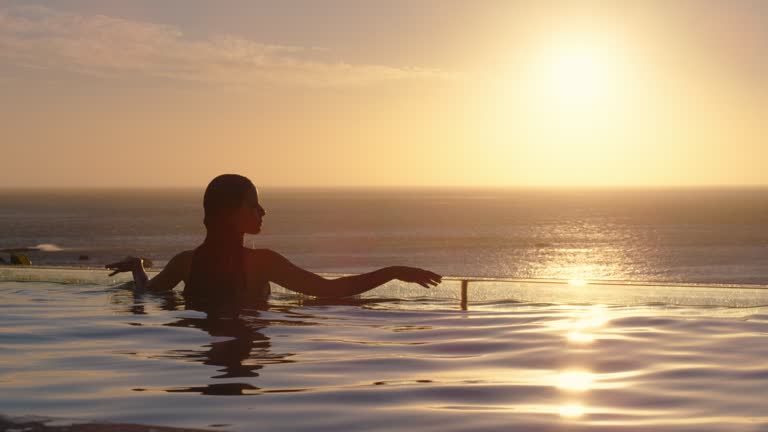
[526,37,626,112]
[543,45,612,104]
[482,31,642,175]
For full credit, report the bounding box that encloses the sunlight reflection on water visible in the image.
[559,403,587,418]
[1,273,768,431]
[556,371,594,391]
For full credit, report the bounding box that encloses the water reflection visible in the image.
[110,287,185,314]
[554,369,593,420]
[111,288,300,395]
[567,331,595,343]
[556,371,593,392]
[559,403,586,418]
[164,314,278,380]
[565,304,608,345]
[166,382,260,396]
[552,305,609,421]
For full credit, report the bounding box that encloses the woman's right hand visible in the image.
[106,257,145,276]
[391,266,442,288]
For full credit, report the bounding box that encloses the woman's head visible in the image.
[203,174,265,234]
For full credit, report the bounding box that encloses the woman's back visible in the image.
[183,246,271,312]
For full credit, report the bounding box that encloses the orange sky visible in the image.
[1,1,766,188]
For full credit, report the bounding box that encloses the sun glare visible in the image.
[559,403,586,418]
[486,32,645,173]
[556,371,594,392]
[524,36,630,115]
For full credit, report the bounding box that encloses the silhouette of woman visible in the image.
[106,174,442,311]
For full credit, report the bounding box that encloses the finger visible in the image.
[420,270,436,279]
[108,270,119,277]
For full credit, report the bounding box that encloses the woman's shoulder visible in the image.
[244,248,282,261]
[172,249,196,263]
[168,250,195,274]
[242,248,283,284]
[243,248,294,271]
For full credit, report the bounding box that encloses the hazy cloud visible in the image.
[0,5,446,87]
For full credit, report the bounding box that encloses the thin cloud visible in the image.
[0,5,447,87]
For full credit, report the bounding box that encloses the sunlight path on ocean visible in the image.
[1,268,768,431]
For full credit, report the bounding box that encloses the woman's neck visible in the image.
[203,230,244,249]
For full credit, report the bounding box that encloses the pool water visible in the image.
[1,268,768,431]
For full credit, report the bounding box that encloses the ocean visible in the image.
[2,188,768,431]
[2,187,768,284]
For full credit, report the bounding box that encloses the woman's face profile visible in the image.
[238,186,266,234]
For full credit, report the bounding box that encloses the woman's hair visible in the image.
[202,174,256,228]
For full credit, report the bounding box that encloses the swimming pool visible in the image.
[1,267,767,431]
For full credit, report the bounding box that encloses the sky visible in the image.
[0,0,766,188]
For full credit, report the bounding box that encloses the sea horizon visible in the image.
[3,186,768,285]
[3,184,768,191]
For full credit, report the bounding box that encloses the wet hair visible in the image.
[202,174,256,228]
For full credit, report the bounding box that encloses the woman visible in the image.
[106,174,442,309]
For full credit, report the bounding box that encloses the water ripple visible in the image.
[1,281,767,431]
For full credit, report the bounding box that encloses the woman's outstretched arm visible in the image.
[106,251,190,291]
[256,249,442,298]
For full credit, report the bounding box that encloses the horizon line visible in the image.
[2,184,768,191]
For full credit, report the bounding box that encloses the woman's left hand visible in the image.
[106,257,144,276]
[392,266,442,288]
